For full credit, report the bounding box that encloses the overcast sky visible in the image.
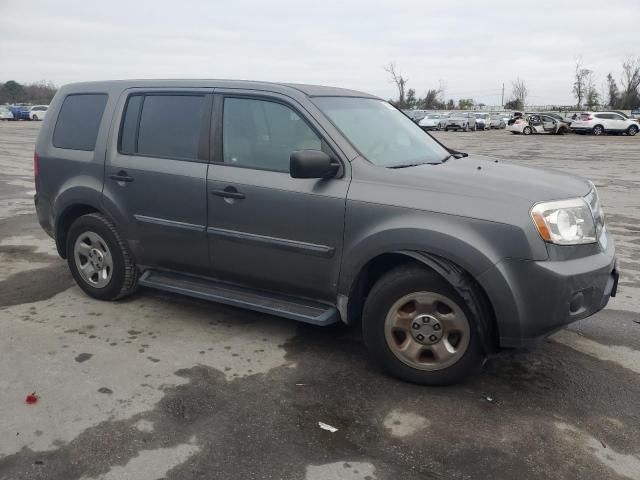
[1,0,638,105]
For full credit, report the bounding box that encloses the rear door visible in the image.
[541,115,557,133]
[206,92,349,302]
[104,89,212,274]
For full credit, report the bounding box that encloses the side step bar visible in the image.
[138,270,339,327]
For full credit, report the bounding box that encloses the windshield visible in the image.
[425,114,439,119]
[451,113,466,119]
[313,97,450,166]
[475,113,489,119]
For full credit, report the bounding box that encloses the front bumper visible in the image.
[479,233,618,348]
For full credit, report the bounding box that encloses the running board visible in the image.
[138,270,339,326]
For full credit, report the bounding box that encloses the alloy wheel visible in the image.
[74,231,114,288]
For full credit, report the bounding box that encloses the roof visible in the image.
[59,79,378,100]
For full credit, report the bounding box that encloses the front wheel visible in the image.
[592,125,604,136]
[67,213,139,301]
[362,265,485,385]
[627,125,638,136]
[523,126,533,135]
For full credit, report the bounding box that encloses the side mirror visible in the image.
[290,150,339,179]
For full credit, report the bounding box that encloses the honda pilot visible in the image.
[34,80,619,385]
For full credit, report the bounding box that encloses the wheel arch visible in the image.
[55,203,103,257]
[342,250,499,353]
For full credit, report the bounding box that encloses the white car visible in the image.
[570,112,638,136]
[418,113,447,131]
[29,105,49,121]
[507,114,570,135]
[0,107,13,120]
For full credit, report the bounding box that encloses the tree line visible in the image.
[385,62,528,111]
[574,56,639,109]
[387,56,640,111]
[0,80,57,105]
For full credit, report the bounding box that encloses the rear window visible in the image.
[579,113,592,120]
[53,94,108,151]
[119,93,206,160]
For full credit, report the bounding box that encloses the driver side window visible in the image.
[222,97,322,173]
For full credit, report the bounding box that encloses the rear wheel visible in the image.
[627,125,638,136]
[32,114,39,121]
[523,126,533,135]
[362,265,485,385]
[66,213,139,301]
[592,125,604,136]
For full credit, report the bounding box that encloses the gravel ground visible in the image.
[0,121,639,480]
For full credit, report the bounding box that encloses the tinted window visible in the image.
[52,94,107,150]
[223,97,321,172]
[136,95,206,160]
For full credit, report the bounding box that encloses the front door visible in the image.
[206,93,349,302]
[104,89,212,274]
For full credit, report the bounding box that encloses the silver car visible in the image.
[474,113,491,131]
[418,113,447,131]
[445,112,476,131]
[490,113,508,129]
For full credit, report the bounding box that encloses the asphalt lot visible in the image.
[0,121,639,480]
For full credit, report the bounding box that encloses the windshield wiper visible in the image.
[388,163,425,169]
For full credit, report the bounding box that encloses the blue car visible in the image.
[8,105,32,120]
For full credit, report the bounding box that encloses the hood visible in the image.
[390,154,591,203]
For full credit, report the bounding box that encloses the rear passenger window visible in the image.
[223,97,321,172]
[119,94,206,160]
[53,94,108,151]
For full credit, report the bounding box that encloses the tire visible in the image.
[463,124,469,132]
[592,125,604,136]
[32,114,39,121]
[627,125,638,136]
[523,126,533,135]
[66,213,139,301]
[444,127,449,131]
[556,127,567,135]
[362,265,485,385]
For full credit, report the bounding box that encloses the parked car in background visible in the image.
[570,112,639,136]
[29,105,49,121]
[631,107,640,120]
[418,113,447,131]
[474,113,491,130]
[445,112,476,131]
[35,79,618,385]
[11,105,34,120]
[507,114,570,135]
[489,113,508,129]
[0,107,13,120]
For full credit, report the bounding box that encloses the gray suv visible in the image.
[34,80,618,385]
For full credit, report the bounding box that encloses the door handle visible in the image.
[109,170,134,183]
[211,187,245,200]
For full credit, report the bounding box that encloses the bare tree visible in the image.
[385,62,409,108]
[573,57,591,108]
[620,56,640,108]
[510,77,528,109]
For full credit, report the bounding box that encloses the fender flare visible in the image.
[387,250,498,353]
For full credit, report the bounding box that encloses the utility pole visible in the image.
[501,83,505,107]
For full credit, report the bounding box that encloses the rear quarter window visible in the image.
[53,94,108,151]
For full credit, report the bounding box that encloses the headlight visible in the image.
[531,198,596,245]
